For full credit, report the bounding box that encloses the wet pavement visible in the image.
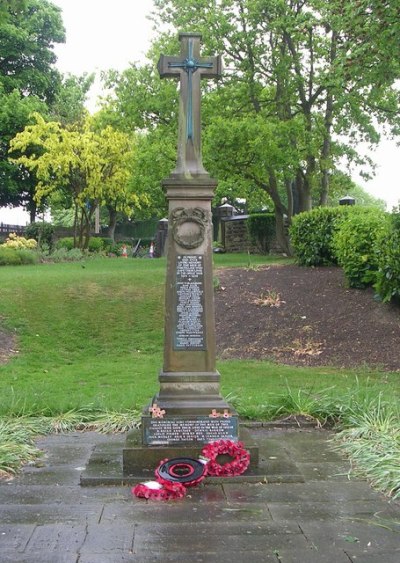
[1,427,400,562]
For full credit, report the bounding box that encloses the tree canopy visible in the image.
[0,0,65,219]
[139,0,400,250]
[10,113,148,247]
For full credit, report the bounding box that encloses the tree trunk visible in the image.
[320,31,337,206]
[266,169,291,255]
[107,206,118,242]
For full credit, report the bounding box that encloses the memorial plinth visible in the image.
[122,33,257,477]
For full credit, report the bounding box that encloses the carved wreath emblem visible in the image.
[171,207,208,249]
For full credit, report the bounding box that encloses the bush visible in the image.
[55,237,75,251]
[24,222,54,250]
[247,213,276,254]
[49,248,85,262]
[375,208,400,302]
[333,208,388,288]
[3,233,37,251]
[87,237,103,253]
[100,238,114,253]
[0,247,38,266]
[289,207,348,266]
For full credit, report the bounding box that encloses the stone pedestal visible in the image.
[122,176,244,474]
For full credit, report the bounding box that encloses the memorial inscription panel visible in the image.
[143,416,238,445]
[174,255,206,350]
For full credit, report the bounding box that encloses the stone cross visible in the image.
[157,32,222,178]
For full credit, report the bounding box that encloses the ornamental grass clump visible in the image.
[333,397,400,499]
[0,419,43,475]
[0,409,141,477]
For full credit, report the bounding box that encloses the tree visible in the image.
[0,0,65,220]
[10,113,147,247]
[50,73,94,126]
[149,0,400,251]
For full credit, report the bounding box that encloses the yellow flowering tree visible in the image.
[10,113,146,248]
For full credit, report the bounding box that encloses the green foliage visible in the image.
[148,0,400,249]
[0,409,140,474]
[48,248,84,262]
[289,207,348,266]
[50,73,93,126]
[99,237,114,253]
[0,0,65,214]
[10,113,144,249]
[87,237,103,253]
[334,392,400,500]
[24,221,54,249]
[55,237,74,250]
[333,208,388,288]
[375,208,400,302]
[0,247,38,266]
[247,213,276,254]
[3,233,37,250]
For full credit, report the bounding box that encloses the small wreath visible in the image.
[156,457,208,488]
[201,440,250,477]
[132,480,186,501]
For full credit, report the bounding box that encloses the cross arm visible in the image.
[158,55,182,79]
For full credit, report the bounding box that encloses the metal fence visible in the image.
[0,223,25,236]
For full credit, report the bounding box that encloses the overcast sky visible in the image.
[1,0,398,224]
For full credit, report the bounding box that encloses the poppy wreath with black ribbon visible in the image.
[201,440,250,477]
[156,456,208,488]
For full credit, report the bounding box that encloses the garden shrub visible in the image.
[55,237,75,251]
[48,248,84,262]
[0,247,38,266]
[24,222,54,250]
[333,208,388,288]
[375,208,400,302]
[3,233,37,250]
[100,238,114,253]
[247,213,276,254]
[88,237,103,253]
[289,207,348,266]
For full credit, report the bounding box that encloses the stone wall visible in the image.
[222,217,258,253]
[221,216,283,254]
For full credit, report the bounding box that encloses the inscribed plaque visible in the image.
[174,255,206,350]
[143,415,238,446]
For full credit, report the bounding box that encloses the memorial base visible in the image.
[122,426,259,476]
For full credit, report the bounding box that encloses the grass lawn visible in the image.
[1,254,399,495]
[0,254,398,416]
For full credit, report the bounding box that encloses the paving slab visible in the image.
[0,428,399,563]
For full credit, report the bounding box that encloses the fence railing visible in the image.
[0,223,26,235]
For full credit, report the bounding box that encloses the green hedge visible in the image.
[247,213,276,254]
[333,208,388,288]
[289,207,348,266]
[55,237,111,253]
[375,209,400,302]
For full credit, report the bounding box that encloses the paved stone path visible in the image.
[1,428,399,562]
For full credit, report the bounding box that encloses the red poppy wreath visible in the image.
[202,439,250,477]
